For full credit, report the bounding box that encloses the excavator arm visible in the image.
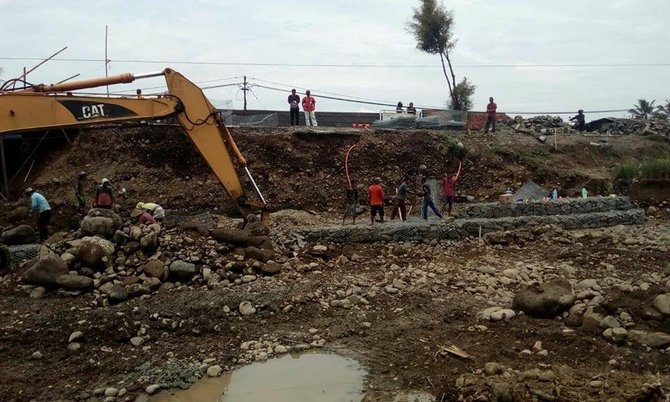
[0,68,267,220]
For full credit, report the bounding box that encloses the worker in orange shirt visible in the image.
[368,177,385,225]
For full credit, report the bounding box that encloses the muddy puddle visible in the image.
[152,352,366,402]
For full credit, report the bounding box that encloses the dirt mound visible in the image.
[18,126,670,222]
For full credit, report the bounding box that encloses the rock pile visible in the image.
[7,208,280,304]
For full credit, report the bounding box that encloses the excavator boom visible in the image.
[0,68,267,219]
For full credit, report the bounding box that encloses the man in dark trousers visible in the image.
[288,89,300,127]
[570,109,586,131]
[342,180,359,224]
[390,176,413,221]
[484,97,497,133]
[368,177,384,225]
[421,178,443,220]
[26,187,51,241]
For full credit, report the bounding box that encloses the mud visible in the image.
[152,353,366,402]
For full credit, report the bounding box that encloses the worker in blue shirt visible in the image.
[26,187,51,241]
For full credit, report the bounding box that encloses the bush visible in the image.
[441,133,468,159]
[614,159,670,182]
[640,159,670,180]
[614,162,638,183]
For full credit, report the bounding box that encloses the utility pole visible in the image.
[105,25,110,97]
[242,75,248,114]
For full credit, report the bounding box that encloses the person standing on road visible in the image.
[342,180,359,225]
[95,178,114,209]
[441,162,462,217]
[302,90,317,127]
[421,178,443,220]
[288,89,301,127]
[570,109,586,131]
[368,177,385,225]
[391,176,413,221]
[26,188,51,241]
[75,171,87,212]
[484,97,497,133]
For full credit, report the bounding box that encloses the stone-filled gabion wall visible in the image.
[298,204,644,244]
[457,197,634,219]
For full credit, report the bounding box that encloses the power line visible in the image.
[0,56,669,68]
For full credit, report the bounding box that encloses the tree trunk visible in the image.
[444,51,460,110]
[439,52,457,109]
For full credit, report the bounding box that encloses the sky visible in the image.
[0,0,668,117]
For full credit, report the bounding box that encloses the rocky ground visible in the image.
[0,205,669,401]
[0,126,669,401]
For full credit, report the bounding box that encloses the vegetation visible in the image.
[628,99,656,120]
[408,0,474,111]
[440,133,468,159]
[656,99,670,119]
[614,159,670,182]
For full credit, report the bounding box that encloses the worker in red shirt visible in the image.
[441,161,462,217]
[484,97,497,133]
[368,177,385,225]
[302,90,318,127]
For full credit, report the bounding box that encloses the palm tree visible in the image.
[628,99,656,119]
[656,99,670,119]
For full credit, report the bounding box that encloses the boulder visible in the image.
[56,274,94,290]
[582,306,607,333]
[129,226,142,241]
[259,262,282,275]
[603,327,628,344]
[140,260,165,279]
[244,221,269,236]
[22,252,68,286]
[126,283,151,297]
[76,242,107,268]
[653,294,670,316]
[140,231,159,251]
[2,225,36,245]
[80,209,122,238]
[80,236,115,255]
[211,228,251,246]
[249,236,274,250]
[628,330,670,348]
[112,230,128,245]
[99,282,128,303]
[169,260,197,280]
[244,246,275,263]
[512,279,575,318]
[6,206,30,222]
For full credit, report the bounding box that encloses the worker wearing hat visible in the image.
[75,171,87,212]
[25,187,51,241]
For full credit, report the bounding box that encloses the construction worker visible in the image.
[75,171,87,212]
[421,178,443,220]
[136,202,165,222]
[288,89,300,127]
[441,162,462,217]
[26,187,51,241]
[368,177,385,225]
[484,97,497,133]
[570,109,586,131]
[390,176,413,221]
[95,178,114,209]
[342,180,359,225]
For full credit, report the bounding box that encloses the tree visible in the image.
[656,99,670,119]
[449,78,475,111]
[628,99,656,120]
[408,0,474,111]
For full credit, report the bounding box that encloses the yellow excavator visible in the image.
[0,68,268,221]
